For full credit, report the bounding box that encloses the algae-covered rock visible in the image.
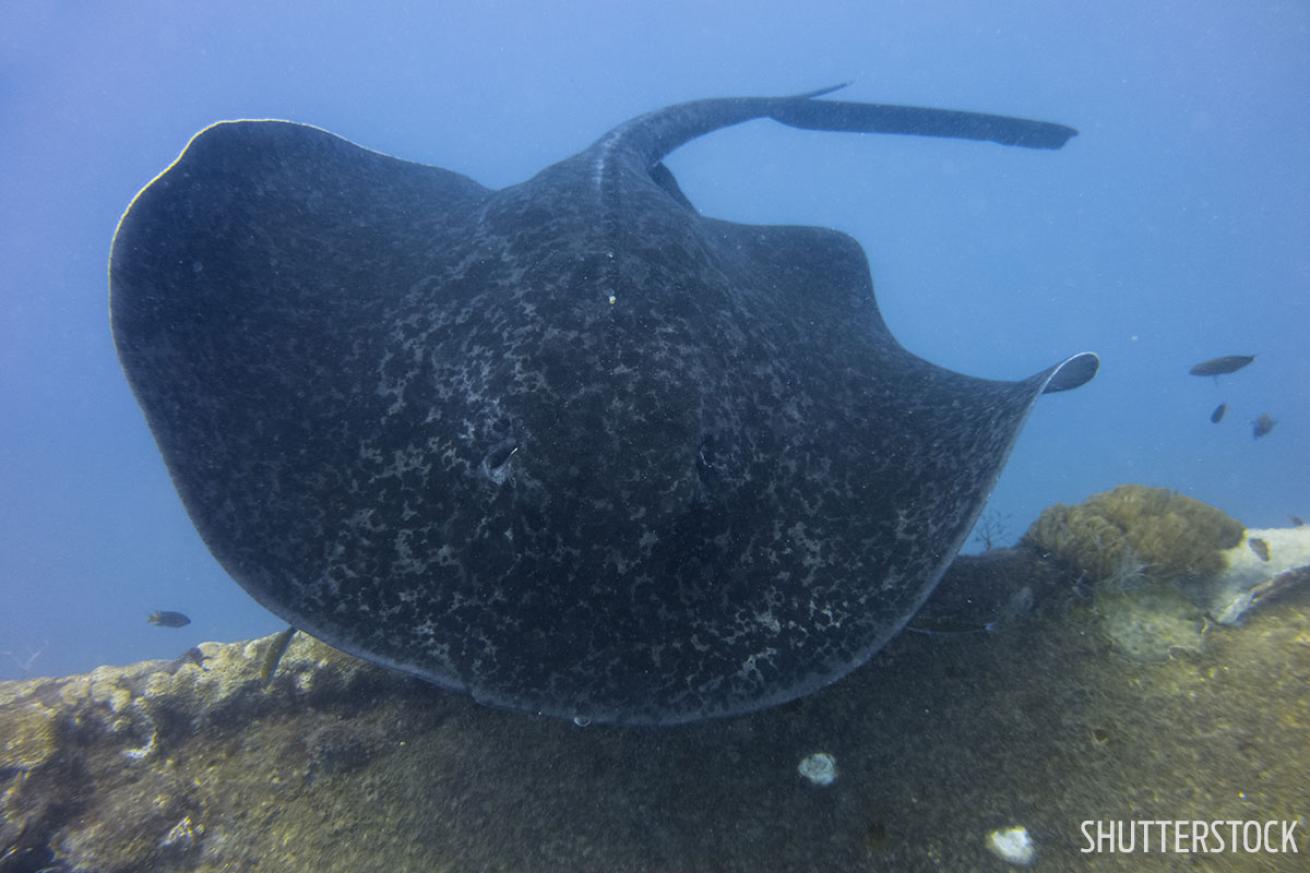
[0,630,415,873]
[909,547,1065,634]
[1022,484,1244,586]
[1023,487,1310,659]
[1023,485,1248,659]
[2,495,1309,872]
[3,579,1307,873]
[0,696,59,772]
[1209,526,1310,624]
[1092,583,1207,661]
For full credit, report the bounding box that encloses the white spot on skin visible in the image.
[893,508,916,541]
[737,647,777,683]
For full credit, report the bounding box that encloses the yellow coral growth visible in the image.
[1023,485,1244,585]
[0,700,59,771]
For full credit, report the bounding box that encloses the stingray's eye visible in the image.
[480,439,518,485]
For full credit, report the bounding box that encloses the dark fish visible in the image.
[169,646,208,671]
[1189,355,1255,377]
[1292,515,1306,527]
[1247,538,1270,562]
[1210,402,1227,423]
[1253,413,1276,439]
[148,610,191,628]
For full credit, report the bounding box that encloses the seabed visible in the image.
[2,486,1308,872]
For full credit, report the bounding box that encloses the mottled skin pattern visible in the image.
[110,92,1095,724]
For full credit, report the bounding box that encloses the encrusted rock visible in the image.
[1208,526,1310,624]
[1,489,1307,872]
[1023,486,1310,657]
[0,697,58,772]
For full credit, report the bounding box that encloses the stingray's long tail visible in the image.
[606,85,1077,169]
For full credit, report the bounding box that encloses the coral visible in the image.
[1022,484,1244,586]
[0,630,412,873]
[1023,487,1310,658]
[1022,485,1248,658]
[0,697,58,772]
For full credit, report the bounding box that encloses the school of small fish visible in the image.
[1188,354,1276,439]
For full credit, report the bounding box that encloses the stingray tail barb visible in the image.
[611,88,1077,170]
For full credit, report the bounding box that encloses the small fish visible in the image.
[148,610,191,628]
[1252,413,1276,439]
[259,625,297,684]
[1292,515,1306,527]
[1189,355,1255,377]
[169,646,209,672]
[1248,538,1271,562]
[1210,402,1227,423]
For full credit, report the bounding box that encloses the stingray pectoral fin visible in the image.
[109,120,493,610]
[1038,352,1100,394]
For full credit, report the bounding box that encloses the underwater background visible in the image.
[1,2,1307,725]
[2,3,1309,872]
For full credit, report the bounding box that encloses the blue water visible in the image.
[1,0,1306,680]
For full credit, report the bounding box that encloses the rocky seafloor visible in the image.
[2,486,1308,872]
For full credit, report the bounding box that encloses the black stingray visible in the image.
[110,87,1097,724]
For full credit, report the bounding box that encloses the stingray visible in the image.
[110,86,1096,725]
